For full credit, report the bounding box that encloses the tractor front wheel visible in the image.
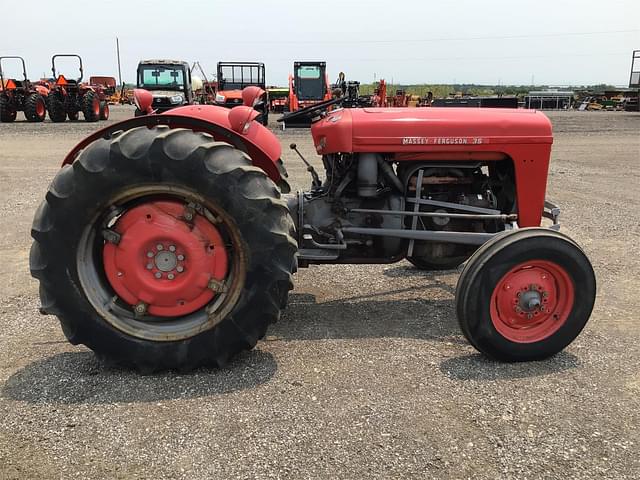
[30,126,296,371]
[455,228,595,361]
[82,91,100,122]
[0,94,17,122]
[24,93,47,122]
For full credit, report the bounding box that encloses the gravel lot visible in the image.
[0,107,639,479]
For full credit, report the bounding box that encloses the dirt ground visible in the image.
[0,107,638,479]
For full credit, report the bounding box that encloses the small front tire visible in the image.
[455,228,596,361]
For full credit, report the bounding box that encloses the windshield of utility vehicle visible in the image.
[219,65,264,90]
[138,65,185,90]
[295,65,324,100]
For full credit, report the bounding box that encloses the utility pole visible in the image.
[116,37,124,104]
[116,37,123,86]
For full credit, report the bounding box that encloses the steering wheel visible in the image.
[278,97,342,124]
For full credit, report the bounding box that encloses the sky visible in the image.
[1,0,639,87]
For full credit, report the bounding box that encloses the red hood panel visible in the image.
[311,107,553,154]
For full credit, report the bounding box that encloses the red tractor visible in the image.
[47,54,109,122]
[0,56,48,122]
[30,87,596,372]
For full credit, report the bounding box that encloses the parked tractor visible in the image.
[215,62,269,125]
[284,61,332,127]
[135,60,195,115]
[47,55,109,122]
[0,56,48,122]
[30,86,596,372]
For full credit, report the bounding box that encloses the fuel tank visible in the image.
[311,107,553,155]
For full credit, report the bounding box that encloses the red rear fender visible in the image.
[61,105,284,186]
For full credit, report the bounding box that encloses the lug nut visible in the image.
[176,266,184,273]
[155,272,162,279]
[146,263,153,270]
[169,245,176,252]
[134,302,147,315]
[147,251,154,258]
[177,254,185,261]
[157,244,164,251]
[168,273,175,280]
[527,313,533,319]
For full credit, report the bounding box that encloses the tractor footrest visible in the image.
[298,248,340,261]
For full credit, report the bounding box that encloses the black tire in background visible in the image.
[0,94,17,122]
[47,92,67,122]
[30,126,297,371]
[82,90,100,122]
[455,228,596,362]
[24,93,46,122]
[68,111,79,121]
[99,101,109,120]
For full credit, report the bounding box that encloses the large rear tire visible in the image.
[99,101,109,120]
[47,92,67,122]
[82,90,100,122]
[30,126,297,371]
[24,93,47,122]
[0,94,17,122]
[455,228,596,361]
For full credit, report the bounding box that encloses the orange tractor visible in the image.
[284,61,332,127]
[47,54,109,122]
[0,56,48,122]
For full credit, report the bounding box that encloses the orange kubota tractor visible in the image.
[0,56,49,122]
[284,61,332,127]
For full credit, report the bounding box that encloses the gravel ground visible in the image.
[0,107,639,479]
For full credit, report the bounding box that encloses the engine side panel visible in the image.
[311,108,553,227]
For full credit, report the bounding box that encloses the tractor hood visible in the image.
[311,107,553,154]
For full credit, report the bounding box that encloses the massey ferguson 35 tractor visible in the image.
[30,86,596,372]
[47,54,109,122]
[0,56,48,122]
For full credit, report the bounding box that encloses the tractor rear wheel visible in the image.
[99,101,110,120]
[47,93,67,122]
[30,126,296,371]
[82,91,100,122]
[24,93,47,122]
[455,228,595,361]
[0,94,17,122]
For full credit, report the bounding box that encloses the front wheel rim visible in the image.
[490,260,575,343]
[77,185,246,342]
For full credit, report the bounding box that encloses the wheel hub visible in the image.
[490,261,574,343]
[103,200,229,317]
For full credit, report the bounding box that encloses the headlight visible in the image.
[215,93,226,103]
[170,95,184,104]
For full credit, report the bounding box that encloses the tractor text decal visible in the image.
[401,137,487,145]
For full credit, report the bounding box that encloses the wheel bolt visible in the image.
[146,263,153,270]
[168,273,175,280]
[155,272,162,279]
[169,245,176,252]
[176,266,184,273]
[134,302,147,315]
[527,313,533,319]
[177,254,185,261]
[157,244,164,251]
[542,291,549,298]
[147,251,154,258]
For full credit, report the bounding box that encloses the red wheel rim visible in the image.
[104,104,109,119]
[93,97,100,116]
[490,260,574,343]
[36,99,45,116]
[103,200,229,317]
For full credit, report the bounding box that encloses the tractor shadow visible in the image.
[2,349,276,405]
[273,273,461,343]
